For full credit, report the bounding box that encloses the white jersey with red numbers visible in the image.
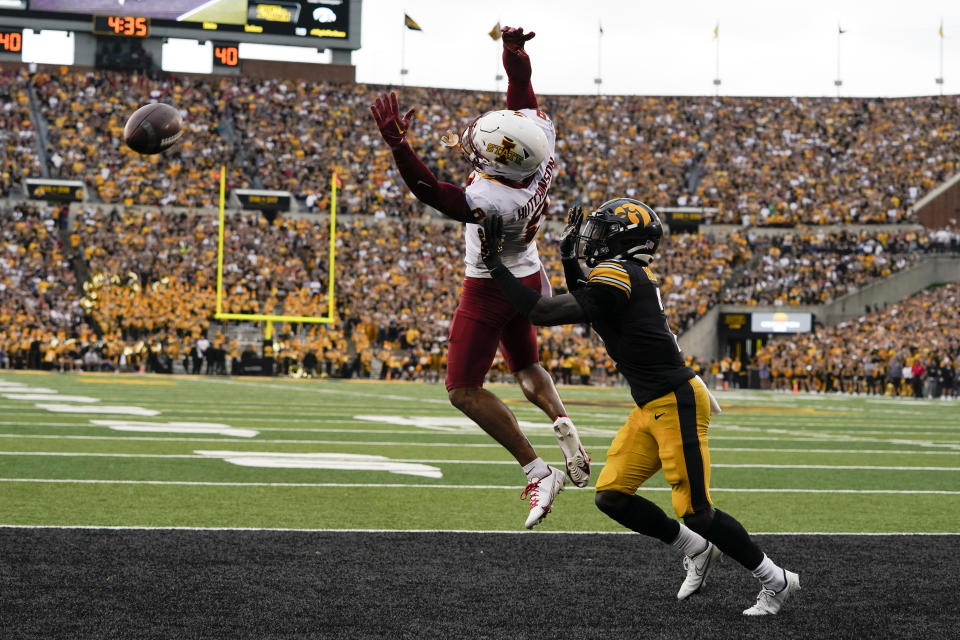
[462,108,556,279]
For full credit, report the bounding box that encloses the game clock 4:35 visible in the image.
[92,15,150,38]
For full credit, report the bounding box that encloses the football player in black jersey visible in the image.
[478,198,800,616]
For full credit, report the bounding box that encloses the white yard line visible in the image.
[0,451,208,459]
[0,433,484,445]
[2,432,960,454]
[0,524,957,535]
[196,377,452,405]
[2,450,959,471]
[2,477,960,494]
[0,419,372,427]
[5,420,956,445]
[713,446,960,456]
[0,422,495,435]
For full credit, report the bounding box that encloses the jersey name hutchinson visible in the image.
[516,157,555,221]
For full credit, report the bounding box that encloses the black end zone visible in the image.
[1,529,956,639]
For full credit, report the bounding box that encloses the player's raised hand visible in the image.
[559,206,584,260]
[501,26,535,53]
[478,213,505,268]
[370,92,415,148]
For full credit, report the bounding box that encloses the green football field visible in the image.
[1,370,958,533]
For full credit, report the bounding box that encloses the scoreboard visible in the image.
[0,1,359,49]
[91,15,149,38]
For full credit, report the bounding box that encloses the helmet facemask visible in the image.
[457,115,488,175]
[578,216,623,268]
[577,198,663,268]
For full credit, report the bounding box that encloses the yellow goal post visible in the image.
[214,166,338,338]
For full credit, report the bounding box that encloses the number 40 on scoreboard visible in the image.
[212,41,240,69]
[0,28,23,55]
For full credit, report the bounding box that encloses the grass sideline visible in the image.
[0,371,958,533]
[3,372,959,638]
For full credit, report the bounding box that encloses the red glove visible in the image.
[370,92,415,149]
[501,26,535,54]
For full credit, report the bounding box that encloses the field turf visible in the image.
[2,371,958,637]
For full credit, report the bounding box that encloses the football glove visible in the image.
[501,26,535,53]
[370,92,416,149]
[559,206,584,260]
[478,213,505,268]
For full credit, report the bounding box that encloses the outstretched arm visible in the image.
[478,213,586,326]
[370,92,474,222]
[501,26,538,111]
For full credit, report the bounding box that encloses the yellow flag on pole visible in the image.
[489,22,501,41]
[713,23,719,39]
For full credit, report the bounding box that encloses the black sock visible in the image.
[702,509,764,570]
[598,493,680,543]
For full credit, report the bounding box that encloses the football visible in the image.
[123,103,183,155]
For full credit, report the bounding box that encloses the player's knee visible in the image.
[594,490,630,517]
[514,363,547,393]
[683,507,716,536]
[447,386,479,412]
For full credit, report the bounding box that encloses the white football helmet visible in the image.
[457,110,548,181]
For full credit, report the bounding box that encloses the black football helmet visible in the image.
[577,198,663,267]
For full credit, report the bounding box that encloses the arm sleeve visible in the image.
[561,257,587,292]
[503,48,537,111]
[391,142,474,222]
[487,263,587,325]
[487,263,541,316]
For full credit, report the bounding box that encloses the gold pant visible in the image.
[595,376,713,517]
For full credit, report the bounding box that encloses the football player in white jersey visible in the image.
[371,26,588,528]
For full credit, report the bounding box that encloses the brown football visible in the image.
[123,103,183,155]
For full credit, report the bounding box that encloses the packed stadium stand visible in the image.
[1,65,958,395]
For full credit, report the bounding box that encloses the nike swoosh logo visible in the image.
[654,412,666,420]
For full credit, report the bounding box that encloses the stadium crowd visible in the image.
[722,228,930,306]
[749,281,960,398]
[4,66,958,227]
[0,69,43,199]
[1,197,955,396]
[227,83,960,227]
[0,202,87,370]
[1,67,959,393]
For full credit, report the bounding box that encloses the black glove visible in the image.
[478,213,505,268]
[559,206,584,260]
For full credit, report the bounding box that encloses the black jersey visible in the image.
[572,259,694,407]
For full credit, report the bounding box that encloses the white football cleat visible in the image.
[521,467,566,529]
[552,417,590,488]
[743,570,801,616]
[677,542,723,600]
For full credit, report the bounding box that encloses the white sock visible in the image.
[522,457,550,482]
[751,554,786,591]
[670,523,709,557]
